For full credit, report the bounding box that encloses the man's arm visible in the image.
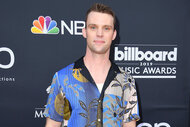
[123,120,136,127]
[45,118,62,127]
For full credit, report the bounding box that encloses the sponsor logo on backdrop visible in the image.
[31,16,85,35]
[31,16,59,34]
[0,47,15,69]
[61,20,85,35]
[114,44,177,79]
[0,47,15,82]
[137,122,170,127]
[34,107,45,118]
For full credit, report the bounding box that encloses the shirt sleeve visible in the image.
[43,72,65,122]
[123,75,140,123]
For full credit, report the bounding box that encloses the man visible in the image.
[44,3,140,127]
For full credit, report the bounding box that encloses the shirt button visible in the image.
[98,119,101,122]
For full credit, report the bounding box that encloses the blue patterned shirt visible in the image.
[44,57,140,127]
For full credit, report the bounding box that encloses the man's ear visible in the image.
[82,28,87,38]
[112,30,117,40]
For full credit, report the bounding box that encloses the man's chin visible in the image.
[92,49,109,55]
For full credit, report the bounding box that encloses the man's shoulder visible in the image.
[56,63,74,75]
[55,57,83,77]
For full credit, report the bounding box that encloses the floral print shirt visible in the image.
[44,57,140,127]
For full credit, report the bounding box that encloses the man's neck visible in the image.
[83,53,111,84]
[84,53,111,70]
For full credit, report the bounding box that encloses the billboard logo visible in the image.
[0,47,15,69]
[114,44,178,79]
[115,47,177,61]
[31,16,59,34]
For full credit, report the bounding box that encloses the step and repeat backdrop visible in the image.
[0,0,190,127]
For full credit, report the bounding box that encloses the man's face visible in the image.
[82,11,117,55]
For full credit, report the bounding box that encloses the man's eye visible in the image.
[104,27,110,31]
[90,26,96,29]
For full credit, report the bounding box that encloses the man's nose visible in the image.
[96,28,103,37]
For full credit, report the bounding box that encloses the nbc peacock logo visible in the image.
[31,16,59,34]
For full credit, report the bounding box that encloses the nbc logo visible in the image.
[31,16,59,34]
